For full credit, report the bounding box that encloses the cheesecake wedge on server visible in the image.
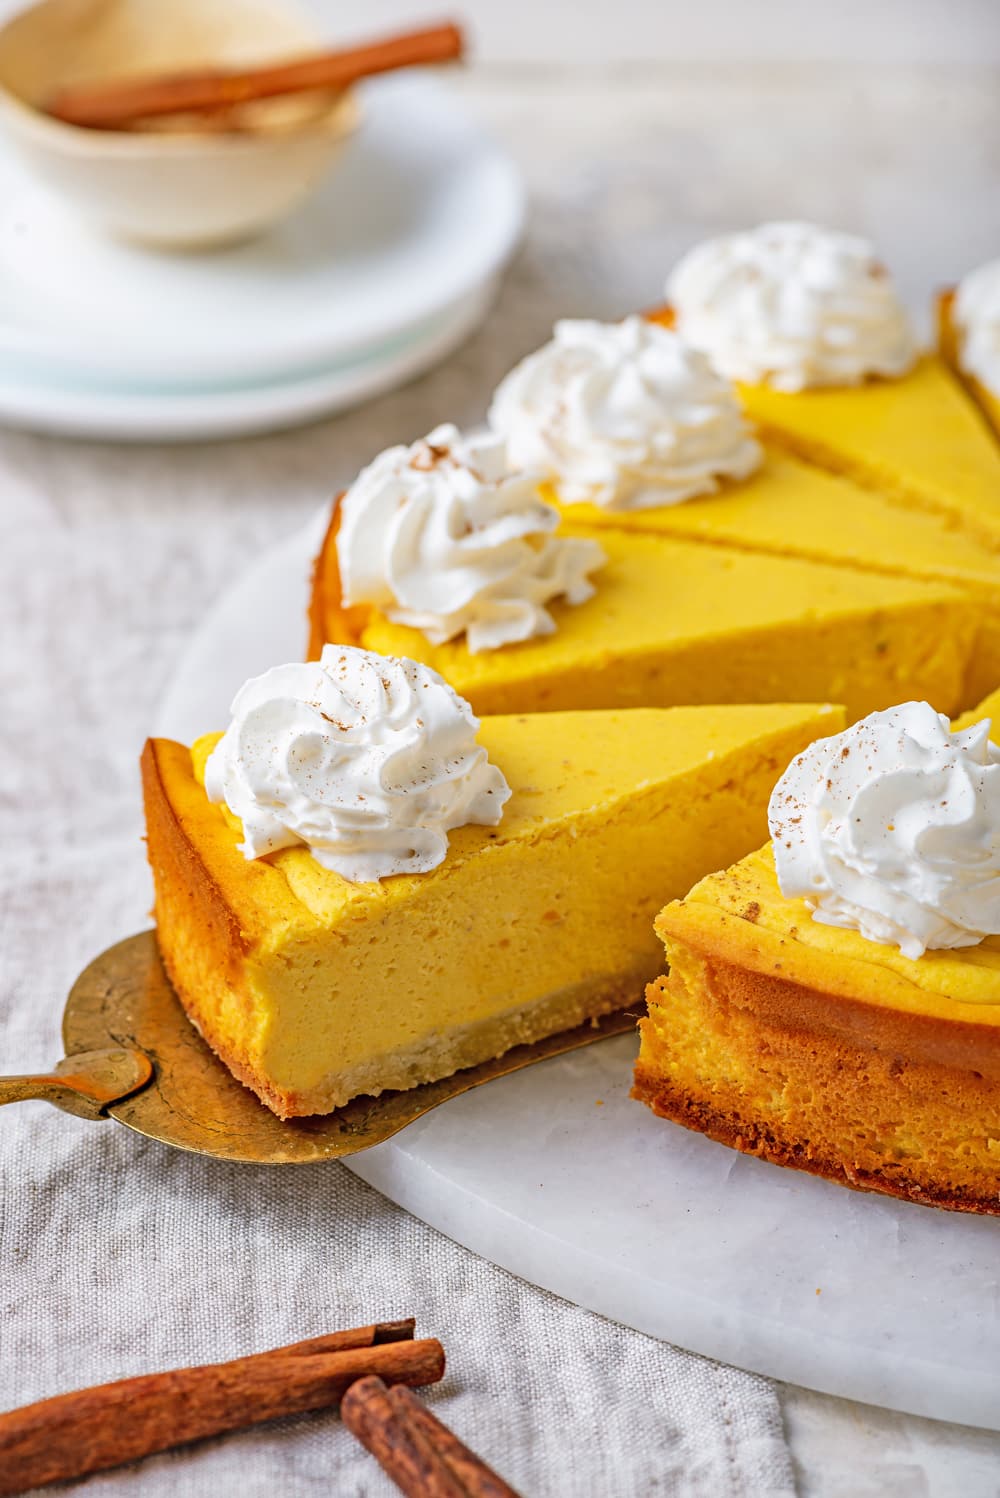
[143,643,844,1118]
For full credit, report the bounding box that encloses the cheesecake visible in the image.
[308,429,976,723]
[142,644,845,1117]
[661,223,1000,554]
[487,309,1000,705]
[635,699,1000,1214]
[938,266,1000,447]
[735,354,1000,554]
[542,453,1000,705]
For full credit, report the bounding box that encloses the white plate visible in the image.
[0,278,499,442]
[0,74,524,387]
[155,524,1000,1431]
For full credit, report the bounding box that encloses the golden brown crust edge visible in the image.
[141,737,311,1118]
[160,939,305,1119]
[644,303,675,330]
[937,287,961,370]
[632,1061,1000,1216]
[141,738,247,965]
[306,495,372,661]
[633,951,1000,1217]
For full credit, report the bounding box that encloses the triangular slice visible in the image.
[645,305,1000,552]
[544,446,1000,704]
[738,355,1000,553]
[142,702,844,1117]
[310,510,977,722]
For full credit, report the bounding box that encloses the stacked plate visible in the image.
[0,75,524,442]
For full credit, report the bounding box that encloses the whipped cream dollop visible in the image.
[336,424,604,654]
[667,221,917,391]
[768,702,1000,959]
[488,315,761,510]
[204,645,511,883]
[954,258,1000,398]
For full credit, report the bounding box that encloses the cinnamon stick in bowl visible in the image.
[0,1320,443,1495]
[47,22,465,131]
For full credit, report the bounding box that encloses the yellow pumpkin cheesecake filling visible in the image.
[651,224,1000,552]
[146,227,1000,1225]
[143,698,844,1118]
[311,506,978,721]
[542,447,1000,708]
[635,691,1000,1214]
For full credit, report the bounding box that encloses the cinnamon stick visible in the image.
[390,1385,522,1498]
[342,1376,469,1497]
[269,1317,416,1357]
[342,1376,521,1498]
[47,23,465,131]
[0,1325,442,1496]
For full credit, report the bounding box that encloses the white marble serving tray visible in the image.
[156,522,1000,1430]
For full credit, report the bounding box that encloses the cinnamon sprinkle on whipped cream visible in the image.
[336,424,605,653]
[205,646,511,883]
[768,702,1000,958]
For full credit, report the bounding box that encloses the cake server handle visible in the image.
[0,1048,153,1120]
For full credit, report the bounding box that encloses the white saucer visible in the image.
[155,523,1000,1431]
[0,278,499,442]
[0,73,523,388]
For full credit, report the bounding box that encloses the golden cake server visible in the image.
[0,933,635,1163]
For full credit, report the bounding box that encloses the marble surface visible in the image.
[2,56,1000,1496]
[783,1386,1000,1498]
[158,515,1000,1434]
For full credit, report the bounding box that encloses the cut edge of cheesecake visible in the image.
[543,444,1000,707]
[142,700,846,1118]
[647,303,1000,556]
[307,492,368,661]
[633,842,1000,1216]
[309,495,979,723]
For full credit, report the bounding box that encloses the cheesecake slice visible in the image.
[488,309,999,704]
[652,228,1000,552]
[545,444,1000,706]
[143,700,844,1118]
[650,303,1000,552]
[733,353,1000,553]
[635,698,1000,1215]
[958,681,1000,730]
[310,507,977,722]
[635,842,1000,1214]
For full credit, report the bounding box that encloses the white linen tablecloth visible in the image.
[0,116,797,1490]
[2,61,1000,1497]
[0,369,794,1498]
